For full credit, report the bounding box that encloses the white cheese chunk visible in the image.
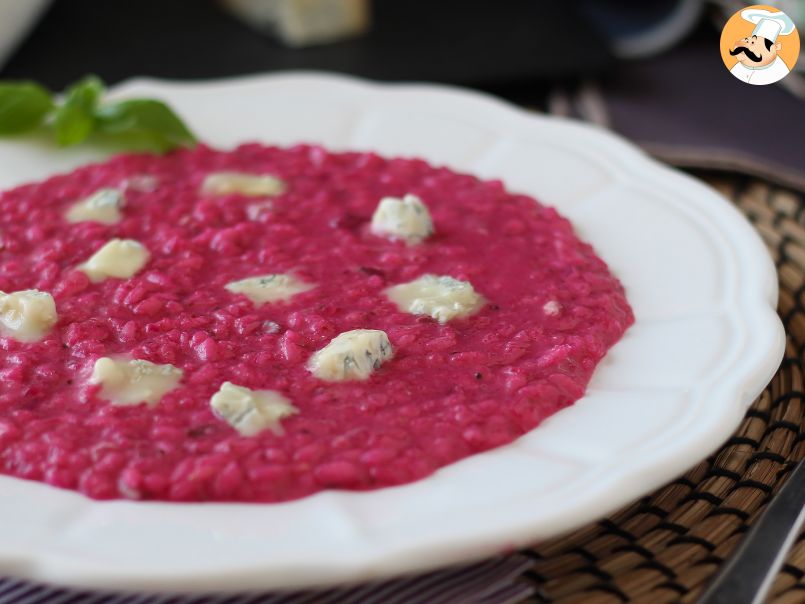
[225,273,313,306]
[385,274,485,323]
[370,194,434,245]
[0,289,57,342]
[66,188,126,225]
[210,381,298,436]
[308,329,393,381]
[201,172,286,197]
[543,301,561,316]
[123,174,159,193]
[90,356,183,406]
[79,239,150,282]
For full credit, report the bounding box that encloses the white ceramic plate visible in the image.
[0,73,784,593]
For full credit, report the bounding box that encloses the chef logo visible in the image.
[720,5,799,85]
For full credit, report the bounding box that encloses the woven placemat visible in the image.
[516,173,805,604]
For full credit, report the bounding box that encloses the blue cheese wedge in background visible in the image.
[222,0,370,47]
[90,357,183,406]
[66,188,126,225]
[0,289,57,342]
[308,329,393,381]
[201,172,286,197]
[225,273,314,305]
[79,239,150,282]
[370,194,434,245]
[210,381,298,436]
[385,274,485,323]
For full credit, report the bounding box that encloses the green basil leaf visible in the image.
[95,99,196,153]
[53,103,95,146]
[0,82,54,135]
[53,75,106,146]
[0,76,197,154]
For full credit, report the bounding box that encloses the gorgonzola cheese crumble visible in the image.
[307,329,393,381]
[385,274,485,323]
[0,289,57,342]
[225,273,314,305]
[370,193,433,245]
[201,172,286,197]
[223,0,370,48]
[79,238,150,282]
[543,300,562,316]
[66,188,126,225]
[123,174,159,193]
[210,381,298,436]
[90,357,183,406]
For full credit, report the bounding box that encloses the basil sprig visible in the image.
[0,81,53,135]
[0,76,196,153]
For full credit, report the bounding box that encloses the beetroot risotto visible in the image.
[0,144,633,502]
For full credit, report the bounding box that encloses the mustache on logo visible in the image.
[730,45,763,62]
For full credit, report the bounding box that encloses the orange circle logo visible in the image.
[720,4,800,85]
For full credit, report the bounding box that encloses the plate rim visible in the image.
[0,71,785,593]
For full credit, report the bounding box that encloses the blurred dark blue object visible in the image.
[579,0,703,58]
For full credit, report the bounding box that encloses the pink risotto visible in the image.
[0,144,633,502]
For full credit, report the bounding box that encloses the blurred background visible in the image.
[0,0,803,188]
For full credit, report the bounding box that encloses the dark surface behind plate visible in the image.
[0,0,613,91]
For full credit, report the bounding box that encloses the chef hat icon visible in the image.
[741,8,796,42]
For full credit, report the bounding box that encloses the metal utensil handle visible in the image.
[698,457,805,604]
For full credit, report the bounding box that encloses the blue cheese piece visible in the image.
[79,239,150,282]
[225,273,313,306]
[307,329,393,381]
[201,172,286,197]
[66,188,126,225]
[222,0,370,48]
[543,301,562,316]
[0,289,57,342]
[210,381,298,436]
[385,274,485,323]
[90,356,183,406]
[370,194,434,245]
[123,174,159,193]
